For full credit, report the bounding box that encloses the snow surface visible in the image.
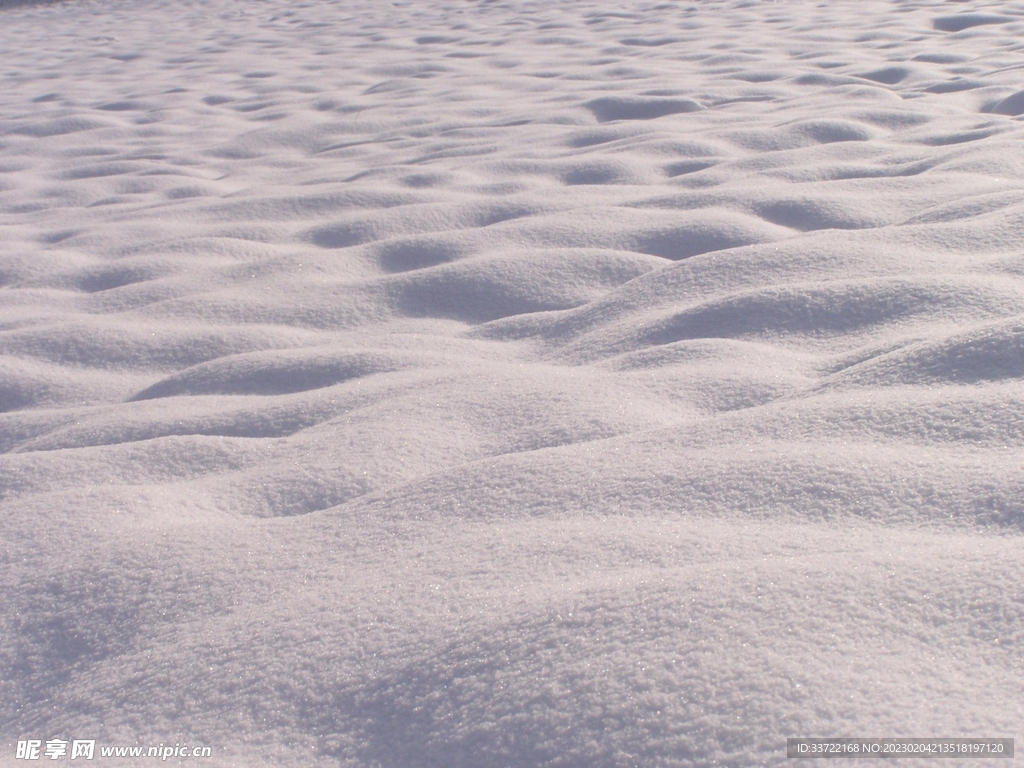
[1,0,1023,765]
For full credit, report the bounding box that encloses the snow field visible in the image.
[1,0,1023,765]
